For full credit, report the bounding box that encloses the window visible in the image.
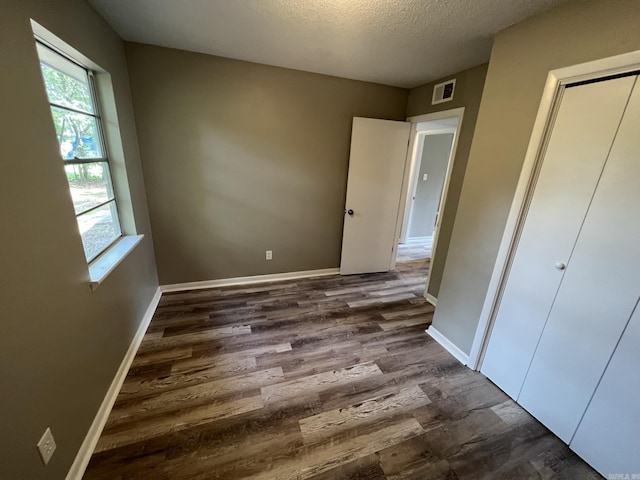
[36,42,122,263]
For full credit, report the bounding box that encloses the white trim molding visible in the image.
[425,293,437,306]
[66,287,162,480]
[406,108,465,124]
[426,325,469,365]
[468,48,640,371]
[161,268,340,293]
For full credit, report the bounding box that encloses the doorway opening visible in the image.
[392,109,463,305]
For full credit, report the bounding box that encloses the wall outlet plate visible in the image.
[37,427,56,466]
[266,250,273,260]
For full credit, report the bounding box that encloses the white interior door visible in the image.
[481,76,635,398]
[571,297,640,475]
[340,117,410,275]
[518,75,640,443]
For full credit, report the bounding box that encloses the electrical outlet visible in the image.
[423,173,428,181]
[266,250,272,260]
[37,427,56,466]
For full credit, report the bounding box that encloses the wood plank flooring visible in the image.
[85,245,601,479]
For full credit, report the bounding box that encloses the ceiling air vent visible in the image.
[432,79,456,105]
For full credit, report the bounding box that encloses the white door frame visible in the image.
[402,127,458,244]
[467,49,640,371]
[399,127,425,244]
[391,107,465,300]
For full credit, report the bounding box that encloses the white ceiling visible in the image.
[88,0,565,88]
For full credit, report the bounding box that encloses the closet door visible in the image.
[518,76,640,443]
[481,76,636,398]
[571,299,640,476]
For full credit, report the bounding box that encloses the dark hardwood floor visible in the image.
[85,245,601,479]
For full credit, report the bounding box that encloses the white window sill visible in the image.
[89,235,144,292]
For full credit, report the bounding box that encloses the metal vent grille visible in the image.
[432,79,456,105]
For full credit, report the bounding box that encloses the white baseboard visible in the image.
[161,268,340,293]
[425,293,437,306]
[425,325,469,366]
[405,236,433,245]
[66,286,162,480]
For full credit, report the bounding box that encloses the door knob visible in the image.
[555,262,567,270]
[345,209,354,216]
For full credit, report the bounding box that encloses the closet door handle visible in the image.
[555,262,567,270]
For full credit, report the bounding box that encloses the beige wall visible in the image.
[408,133,454,238]
[125,43,409,285]
[406,64,488,298]
[0,1,158,478]
[432,0,640,355]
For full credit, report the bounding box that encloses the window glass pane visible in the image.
[65,162,115,214]
[39,62,94,114]
[77,202,121,262]
[50,106,102,159]
[36,42,125,264]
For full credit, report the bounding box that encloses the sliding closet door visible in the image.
[518,76,640,443]
[571,299,640,475]
[480,76,636,398]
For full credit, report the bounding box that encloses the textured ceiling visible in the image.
[88,0,565,88]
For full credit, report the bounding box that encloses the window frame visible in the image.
[36,41,124,263]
